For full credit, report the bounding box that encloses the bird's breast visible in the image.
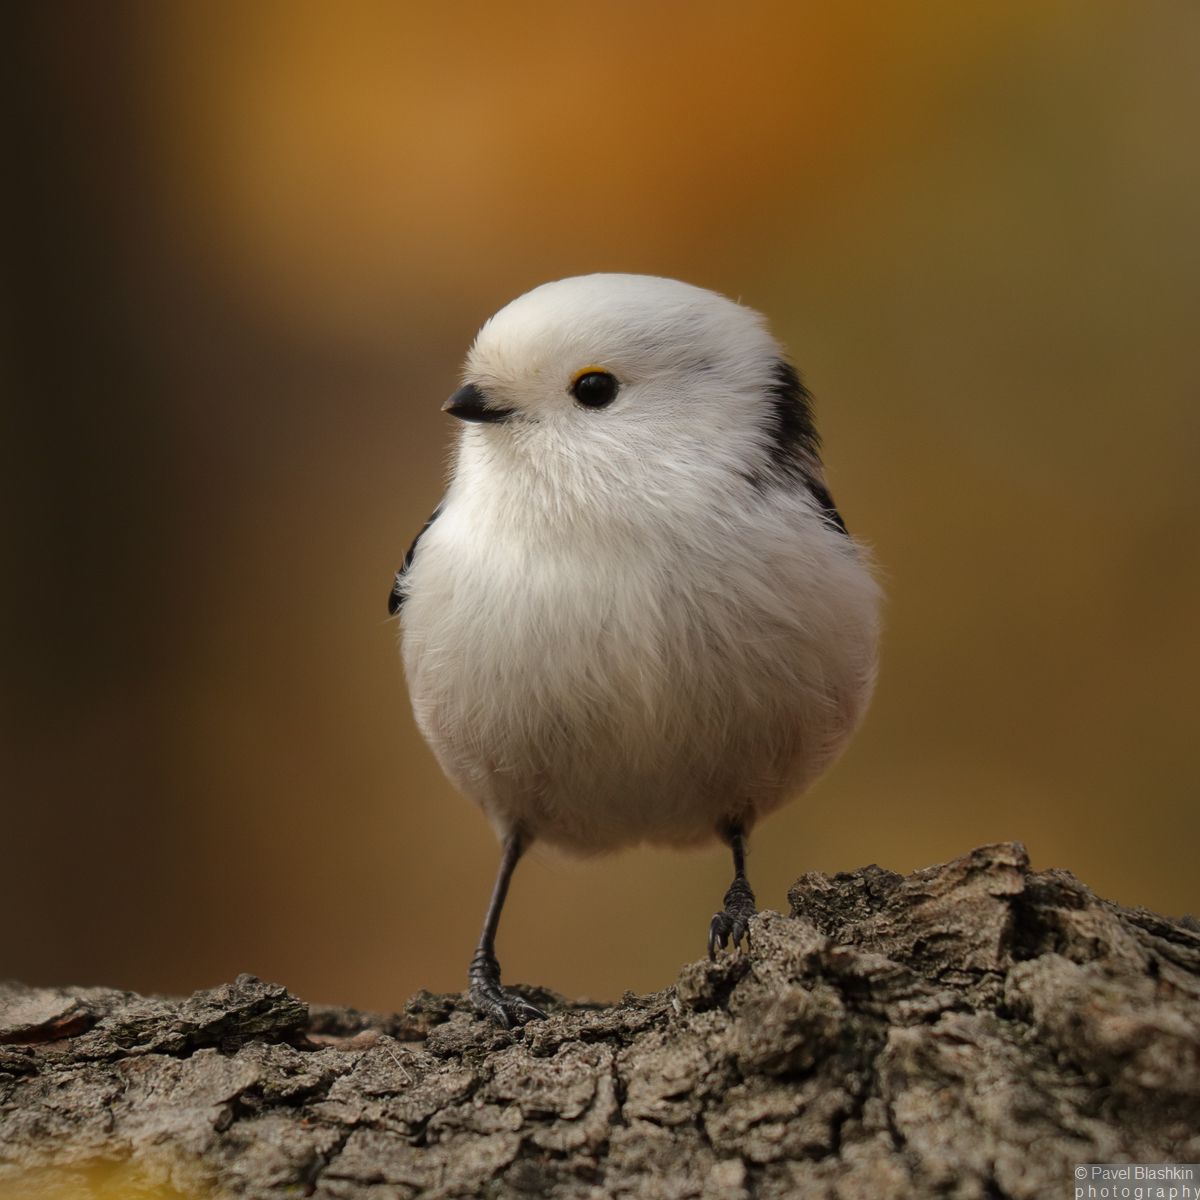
[405,517,681,720]
[398,488,879,851]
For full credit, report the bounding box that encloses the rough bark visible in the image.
[2,843,1198,1199]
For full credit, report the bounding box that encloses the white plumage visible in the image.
[391,273,880,1022]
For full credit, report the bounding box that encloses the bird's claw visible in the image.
[468,948,546,1028]
[469,984,546,1028]
[707,876,756,960]
[707,909,751,958]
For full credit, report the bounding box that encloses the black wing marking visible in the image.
[804,479,849,536]
[388,502,443,615]
[759,359,850,536]
[763,359,821,469]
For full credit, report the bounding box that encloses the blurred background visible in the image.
[6,1,1198,1013]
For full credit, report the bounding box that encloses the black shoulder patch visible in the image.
[756,360,849,536]
[388,502,443,615]
[764,360,821,472]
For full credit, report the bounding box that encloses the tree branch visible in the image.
[2,843,1198,1199]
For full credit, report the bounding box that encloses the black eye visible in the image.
[570,370,619,409]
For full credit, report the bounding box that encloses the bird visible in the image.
[388,274,881,1027]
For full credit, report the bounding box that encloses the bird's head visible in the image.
[444,274,820,501]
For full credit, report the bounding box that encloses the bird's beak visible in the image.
[442,383,515,424]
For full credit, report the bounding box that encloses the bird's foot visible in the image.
[468,948,546,1028]
[708,875,757,959]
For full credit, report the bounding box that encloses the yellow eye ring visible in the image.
[570,365,609,387]
[569,367,619,409]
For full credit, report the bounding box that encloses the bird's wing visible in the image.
[761,360,849,536]
[805,478,849,536]
[388,502,443,615]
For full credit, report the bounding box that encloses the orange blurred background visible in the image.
[6,2,1198,1012]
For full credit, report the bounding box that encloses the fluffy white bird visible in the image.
[389,274,880,1026]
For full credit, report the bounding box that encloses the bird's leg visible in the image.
[468,830,546,1027]
[708,821,757,958]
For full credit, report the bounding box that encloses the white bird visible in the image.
[389,274,880,1026]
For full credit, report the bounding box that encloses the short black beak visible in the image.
[442,383,514,424]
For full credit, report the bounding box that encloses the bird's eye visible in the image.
[569,369,619,409]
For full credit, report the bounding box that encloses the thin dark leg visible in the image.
[468,830,545,1027]
[707,821,757,959]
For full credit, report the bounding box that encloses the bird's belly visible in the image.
[402,540,872,853]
